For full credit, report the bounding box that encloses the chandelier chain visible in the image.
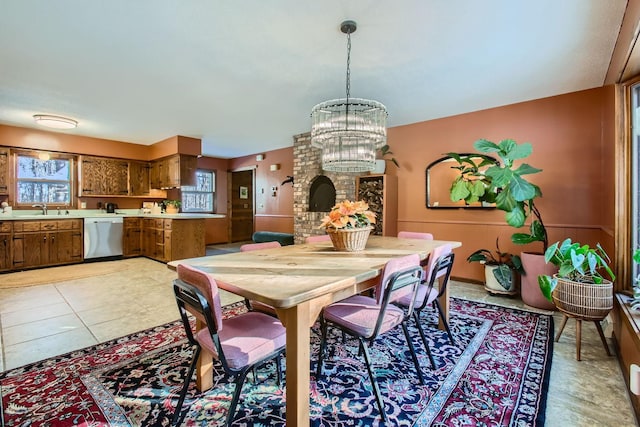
[345,30,351,100]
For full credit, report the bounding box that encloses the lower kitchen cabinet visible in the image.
[0,221,11,271]
[141,218,204,262]
[123,217,142,257]
[12,219,83,269]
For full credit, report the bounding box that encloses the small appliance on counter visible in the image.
[105,202,118,213]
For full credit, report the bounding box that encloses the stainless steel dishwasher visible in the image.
[84,216,124,259]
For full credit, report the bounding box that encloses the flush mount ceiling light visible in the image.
[33,114,78,129]
[310,20,387,173]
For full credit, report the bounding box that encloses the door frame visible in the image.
[228,166,256,242]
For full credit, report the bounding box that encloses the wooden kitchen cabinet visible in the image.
[79,156,129,196]
[150,154,197,189]
[123,217,143,257]
[12,219,83,269]
[141,217,204,262]
[129,161,151,196]
[355,174,398,236]
[0,221,12,271]
[0,146,9,194]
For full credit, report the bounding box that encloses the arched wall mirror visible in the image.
[425,153,499,208]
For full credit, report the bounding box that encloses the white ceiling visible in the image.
[0,1,628,158]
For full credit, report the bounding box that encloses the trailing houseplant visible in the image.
[378,144,399,168]
[467,238,524,294]
[538,239,616,319]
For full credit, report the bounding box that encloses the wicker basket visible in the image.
[551,274,613,320]
[326,227,372,252]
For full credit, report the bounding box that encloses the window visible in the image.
[632,82,640,286]
[181,169,215,212]
[16,152,73,206]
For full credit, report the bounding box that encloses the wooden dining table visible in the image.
[168,235,461,426]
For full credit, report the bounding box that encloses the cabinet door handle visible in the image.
[43,236,47,241]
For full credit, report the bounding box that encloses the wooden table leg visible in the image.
[555,315,569,342]
[193,318,214,392]
[279,301,313,427]
[438,279,450,331]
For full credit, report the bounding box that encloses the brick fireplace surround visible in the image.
[292,133,361,244]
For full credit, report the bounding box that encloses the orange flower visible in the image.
[319,200,377,230]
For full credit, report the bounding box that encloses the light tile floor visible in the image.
[0,245,636,426]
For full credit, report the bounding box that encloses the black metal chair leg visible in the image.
[359,338,387,423]
[316,317,328,379]
[171,345,201,427]
[402,323,425,385]
[413,311,436,368]
[226,370,250,427]
[276,352,283,386]
[433,300,455,345]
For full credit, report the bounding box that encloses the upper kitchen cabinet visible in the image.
[0,146,9,194]
[79,156,129,196]
[150,154,197,189]
[129,161,151,196]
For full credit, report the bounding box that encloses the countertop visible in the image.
[0,209,226,221]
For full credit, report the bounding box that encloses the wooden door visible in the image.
[230,169,254,242]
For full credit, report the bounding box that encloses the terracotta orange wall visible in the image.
[388,86,616,282]
[0,124,150,160]
[229,147,294,233]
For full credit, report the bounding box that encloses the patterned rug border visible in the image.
[1,298,554,426]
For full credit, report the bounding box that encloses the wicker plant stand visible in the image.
[552,275,613,361]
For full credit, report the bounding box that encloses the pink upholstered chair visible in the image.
[172,264,286,427]
[305,234,331,243]
[240,241,282,252]
[397,231,434,240]
[395,244,456,356]
[315,254,425,422]
[240,241,281,315]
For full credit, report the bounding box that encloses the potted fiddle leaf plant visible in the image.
[538,238,615,318]
[373,144,399,173]
[467,238,524,295]
[448,138,555,309]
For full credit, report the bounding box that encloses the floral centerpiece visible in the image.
[319,200,376,251]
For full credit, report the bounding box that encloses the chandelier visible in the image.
[310,20,387,173]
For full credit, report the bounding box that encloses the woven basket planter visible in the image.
[326,227,372,252]
[551,274,613,320]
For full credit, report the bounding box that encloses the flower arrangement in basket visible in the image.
[319,200,376,252]
[538,238,616,319]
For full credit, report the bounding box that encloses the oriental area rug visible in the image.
[0,298,553,426]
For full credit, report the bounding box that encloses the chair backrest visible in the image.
[397,231,434,240]
[305,234,331,243]
[423,250,455,305]
[372,254,423,336]
[375,253,421,305]
[240,241,282,252]
[175,264,224,330]
[423,244,453,283]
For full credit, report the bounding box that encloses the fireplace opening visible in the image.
[308,175,336,212]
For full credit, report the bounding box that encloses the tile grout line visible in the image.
[53,283,101,344]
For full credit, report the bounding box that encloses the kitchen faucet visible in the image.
[32,203,47,215]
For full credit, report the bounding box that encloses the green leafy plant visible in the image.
[631,249,640,310]
[538,238,616,301]
[448,138,548,251]
[378,144,399,168]
[467,238,524,291]
[163,200,181,208]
